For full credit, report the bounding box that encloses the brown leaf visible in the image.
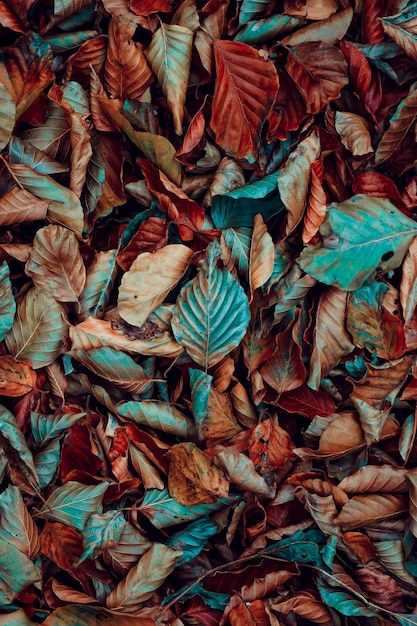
[249,215,275,299]
[339,465,409,494]
[248,417,295,473]
[285,41,348,114]
[375,87,417,164]
[40,522,83,570]
[105,16,153,101]
[116,217,168,271]
[302,157,327,245]
[354,563,407,612]
[166,442,229,505]
[25,224,86,303]
[271,589,334,625]
[308,287,355,390]
[335,111,374,156]
[0,188,48,226]
[211,39,279,162]
[267,68,310,141]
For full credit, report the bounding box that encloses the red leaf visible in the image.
[267,68,309,141]
[211,39,279,162]
[352,171,408,213]
[59,423,104,483]
[175,106,206,169]
[362,0,386,43]
[275,384,336,418]
[117,217,168,271]
[129,0,172,16]
[248,418,295,473]
[40,522,83,570]
[339,40,382,123]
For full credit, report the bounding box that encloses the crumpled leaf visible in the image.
[335,111,374,156]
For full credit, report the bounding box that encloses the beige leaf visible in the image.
[5,287,68,369]
[335,494,409,530]
[339,465,408,494]
[302,157,327,245]
[400,236,417,325]
[335,111,374,156]
[106,543,181,612]
[308,287,355,390]
[214,447,273,497]
[118,244,193,327]
[278,132,321,235]
[0,188,48,226]
[70,317,183,358]
[249,214,275,300]
[25,224,86,303]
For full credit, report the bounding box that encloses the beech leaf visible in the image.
[298,195,417,291]
[171,241,250,369]
[39,481,109,530]
[0,261,16,342]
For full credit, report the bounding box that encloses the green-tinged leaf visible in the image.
[272,263,317,324]
[0,485,40,559]
[145,23,193,135]
[381,4,417,63]
[211,171,284,228]
[373,540,417,586]
[282,7,353,46]
[103,521,151,577]
[171,241,250,369]
[6,162,85,236]
[347,281,389,355]
[0,78,16,151]
[33,438,61,489]
[0,609,36,625]
[375,86,417,164]
[30,411,86,446]
[162,581,230,610]
[139,488,240,529]
[97,93,181,185]
[69,347,149,395]
[5,287,68,370]
[0,261,15,341]
[223,227,252,283]
[43,29,98,54]
[239,0,271,25]
[0,540,40,604]
[106,543,182,612]
[189,368,211,438]
[0,404,39,488]
[269,529,327,568]
[166,516,218,565]
[234,14,302,45]
[396,615,417,626]
[298,195,417,291]
[45,0,92,30]
[8,136,68,174]
[78,250,117,321]
[39,480,109,530]
[117,400,196,440]
[316,574,377,617]
[20,101,71,163]
[79,510,126,563]
[82,132,106,217]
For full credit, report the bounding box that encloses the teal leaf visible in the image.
[79,510,127,563]
[0,608,36,625]
[347,281,388,353]
[189,368,212,440]
[0,540,40,604]
[0,262,16,342]
[61,82,90,117]
[8,136,68,175]
[234,14,302,45]
[298,195,417,291]
[239,0,272,25]
[316,575,377,617]
[30,410,86,446]
[166,516,218,565]
[171,241,250,369]
[78,250,117,320]
[0,404,38,488]
[211,171,284,228]
[139,488,240,529]
[33,439,61,489]
[163,581,230,610]
[396,615,417,626]
[82,133,106,218]
[44,29,97,54]
[223,227,252,283]
[39,481,109,530]
[268,529,327,569]
[69,347,149,395]
[6,162,84,237]
[117,400,196,440]
[0,77,16,151]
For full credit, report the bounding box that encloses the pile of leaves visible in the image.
[2,0,417,623]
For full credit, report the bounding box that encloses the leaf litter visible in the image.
[2,0,417,624]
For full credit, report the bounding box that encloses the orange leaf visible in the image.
[40,521,83,570]
[0,355,36,397]
[302,157,327,245]
[211,39,279,162]
[248,417,295,473]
